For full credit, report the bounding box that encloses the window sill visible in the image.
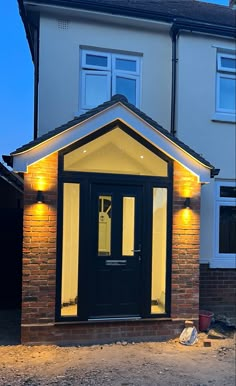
[210,258,236,269]
[54,316,172,325]
[212,113,236,123]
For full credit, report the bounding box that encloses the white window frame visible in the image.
[81,50,111,71]
[212,181,236,268]
[216,52,236,115]
[217,53,236,73]
[80,49,141,112]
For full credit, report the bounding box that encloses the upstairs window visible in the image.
[80,49,141,112]
[216,53,236,114]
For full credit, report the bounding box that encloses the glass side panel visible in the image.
[116,76,136,105]
[98,196,112,256]
[84,73,109,107]
[122,197,135,256]
[219,76,236,110]
[220,186,236,198]
[151,188,167,314]
[61,183,80,317]
[64,128,168,177]
[219,205,236,253]
[86,54,108,67]
[115,58,136,72]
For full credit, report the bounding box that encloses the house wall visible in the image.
[200,264,236,325]
[177,33,235,178]
[21,155,201,345]
[38,16,172,136]
[176,33,236,268]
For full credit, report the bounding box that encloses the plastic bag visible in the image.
[179,326,198,346]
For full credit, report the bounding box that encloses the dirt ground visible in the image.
[0,329,235,386]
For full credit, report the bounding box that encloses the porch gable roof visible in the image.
[4,95,218,183]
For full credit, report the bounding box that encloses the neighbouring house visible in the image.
[0,163,23,309]
[3,0,235,345]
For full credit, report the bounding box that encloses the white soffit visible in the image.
[12,103,212,182]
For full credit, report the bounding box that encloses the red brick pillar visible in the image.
[171,162,201,321]
[21,153,58,335]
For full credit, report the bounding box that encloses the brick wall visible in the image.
[21,158,201,344]
[22,153,58,325]
[200,264,236,325]
[172,163,201,320]
[21,319,184,345]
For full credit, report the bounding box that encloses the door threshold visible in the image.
[89,316,142,322]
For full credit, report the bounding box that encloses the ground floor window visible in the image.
[151,188,167,314]
[61,183,80,317]
[215,181,236,267]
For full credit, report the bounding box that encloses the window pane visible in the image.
[98,196,112,256]
[86,54,108,67]
[84,73,109,107]
[221,57,236,71]
[219,206,236,253]
[220,186,236,198]
[219,77,236,110]
[61,183,80,317]
[116,58,136,72]
[122,197,135,256]
[151,188,167,314]
[116,76,136,105]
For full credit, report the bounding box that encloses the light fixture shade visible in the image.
[36,190,44,203]
[184,197,191,209]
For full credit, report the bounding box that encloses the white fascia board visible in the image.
[25,2,170,32]
[12,103,212,182]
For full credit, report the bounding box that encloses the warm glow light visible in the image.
[36,176,47,191]
[140,155,144,159]
[181,207,192,223]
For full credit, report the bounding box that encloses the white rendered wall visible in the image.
[176,33,235,179]
[176,33,235,264]
[38,16,172,136]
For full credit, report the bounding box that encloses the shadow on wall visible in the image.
[0,309,21,345]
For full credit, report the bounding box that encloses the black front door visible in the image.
[89,183,143,319]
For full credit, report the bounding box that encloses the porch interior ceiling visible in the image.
[64,126,168,176]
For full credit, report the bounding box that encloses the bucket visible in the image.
[199,310,214,332]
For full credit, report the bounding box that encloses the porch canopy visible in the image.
[3,95,217,182]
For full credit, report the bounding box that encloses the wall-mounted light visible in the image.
[184,197,191,209]
[36,190,44,203]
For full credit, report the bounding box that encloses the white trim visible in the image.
[213,180,236,268]
[216,52,236,115]
[210,258,236,269]
[112,53,140,75]
[212,112,236,123]
[216,73,236,114]
[217,53,236,73]
[212,44,236,52]
[81,50,111,70]
[80,48,141,112]
[12,103,212,183]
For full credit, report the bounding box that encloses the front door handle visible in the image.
[132,249,141,253]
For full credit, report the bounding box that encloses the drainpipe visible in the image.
[170,24,178,136]
[33,26,39,139]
